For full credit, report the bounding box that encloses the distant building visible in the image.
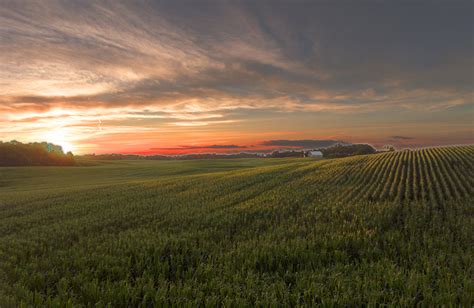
[308,150,323,158]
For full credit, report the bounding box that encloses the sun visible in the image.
[46,129,75,153]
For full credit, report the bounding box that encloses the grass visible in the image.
[0,146,472,306]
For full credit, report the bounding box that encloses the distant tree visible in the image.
[78,152,265,161]
[270,150,305,158]
[320,144,376,158]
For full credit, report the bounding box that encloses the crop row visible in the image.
[322,146,474,204]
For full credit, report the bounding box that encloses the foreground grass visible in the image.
[0,146,473,306]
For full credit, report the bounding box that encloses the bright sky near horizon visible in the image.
[0,1,473,154]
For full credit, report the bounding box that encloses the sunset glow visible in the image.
[1,2,472,154]
[45,129,75,154]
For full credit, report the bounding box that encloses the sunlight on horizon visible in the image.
[45,129,75,153]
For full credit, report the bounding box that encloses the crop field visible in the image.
[0,146,473,306]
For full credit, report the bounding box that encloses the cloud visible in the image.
[389,136,414,140]
[261,140,349,148]
[2,1,472,109]
[0,1,472,152]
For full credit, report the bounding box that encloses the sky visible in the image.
[1,0,473,154]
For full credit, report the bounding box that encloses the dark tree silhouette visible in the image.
[0,141,75,166]
[319,144,377,158]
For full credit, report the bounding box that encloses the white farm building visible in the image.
[308,151,323,158]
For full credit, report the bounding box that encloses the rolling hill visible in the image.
[0,145,472,305]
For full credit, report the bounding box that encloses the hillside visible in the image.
[0,146,472,305]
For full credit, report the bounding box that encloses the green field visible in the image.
[0,146,473,306]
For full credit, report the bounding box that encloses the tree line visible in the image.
[79,152,265,160]
[319,144,376,158]
[80,144,378,161]
[270,144,377,158]
[0,141,75,166]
